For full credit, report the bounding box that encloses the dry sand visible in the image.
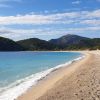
[17,51,100,100]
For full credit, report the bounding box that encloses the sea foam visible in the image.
[0,55,85,100]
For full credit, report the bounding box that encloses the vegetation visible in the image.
[0,34,100,51]
[17,38,58,51]
[0,37,25,51]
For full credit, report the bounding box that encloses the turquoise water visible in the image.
[0,51,83,100]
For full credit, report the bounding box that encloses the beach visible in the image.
[17,51,100,100]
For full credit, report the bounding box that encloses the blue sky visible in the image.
[0,0,100,40]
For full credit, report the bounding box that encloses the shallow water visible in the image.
[0,51,82,100]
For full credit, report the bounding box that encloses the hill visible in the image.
[49,34,100,50]
[49,34,89,47]
[0,34,100,51]
[17,38,58,51]
[0,37,25,51]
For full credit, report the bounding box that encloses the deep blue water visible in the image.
[0,52,82,88]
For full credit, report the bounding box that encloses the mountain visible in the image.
[17,38,58,50]
[0,34,99,51]
[49,34,100,50]
[49,34,89,46]
[0,37,25,51]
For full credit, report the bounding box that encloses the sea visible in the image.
[0,51,84,100]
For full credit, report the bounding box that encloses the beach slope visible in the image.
[17,51,100,100]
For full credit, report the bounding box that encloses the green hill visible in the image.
[17,38,58,51]
[49,34,100,50]
[0,34,99,51]
[0,37,25,51]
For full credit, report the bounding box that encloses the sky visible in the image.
[0,0,100,41]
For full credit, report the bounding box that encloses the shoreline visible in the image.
[17,51,89,100]
[36,50,100,100]
[0,51,83,100]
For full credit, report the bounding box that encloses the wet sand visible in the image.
[17,51,100,100]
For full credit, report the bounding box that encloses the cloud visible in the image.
[0,27,63,40]
[0,26,100,40]
[67,27,100,32]
[0,9,100,25]
[0,0,22,7]
[85,9,100,18]
[80,19,100,25]
[0,13,79,25]
[72,0,81,4]
[0,9,100,40]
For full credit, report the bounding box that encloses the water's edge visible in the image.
[0,52,85,100]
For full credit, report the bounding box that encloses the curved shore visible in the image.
[17,51,100,100]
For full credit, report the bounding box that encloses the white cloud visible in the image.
[0,9,100,25]
[67,27,100,32]
[0,12,80,25]
[80,19,100,25]
[0,0,22,7]
[85,9,100,18]
[72,0,81,4]
[0,26,100,40]
[0,9,100,40]
[0,27,64,40]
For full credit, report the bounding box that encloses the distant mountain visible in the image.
[49,34,89,46]
[17,38,58,51]
[0,37,25,51]
[0,34,100,51]
[49,34,100,50]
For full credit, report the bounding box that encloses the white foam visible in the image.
[0,55,84,100]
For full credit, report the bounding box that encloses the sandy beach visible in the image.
[17,51,100,100]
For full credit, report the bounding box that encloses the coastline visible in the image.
[36,50,100,100]
[0,51,83,100]
[17,51,89,100]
